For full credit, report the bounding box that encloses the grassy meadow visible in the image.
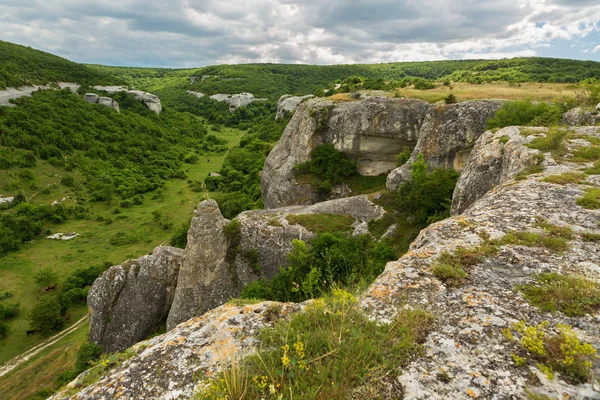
[0,126,242,367]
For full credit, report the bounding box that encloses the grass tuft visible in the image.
[518,273,600,317]
[540,172,586,185]
[576,188,600,209]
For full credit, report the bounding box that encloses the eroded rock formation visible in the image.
[275,94,315,120]
[57,126,600,400]
[88,246,184,353]
[562,107,600,126]
[93,86,162,114]
[262,96,501,208]
[166,196,384,329]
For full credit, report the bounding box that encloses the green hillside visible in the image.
[187,58,600,99]
[0,40,118,89]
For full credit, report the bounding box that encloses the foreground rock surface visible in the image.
[262,96,501,208]
[166,196,384,329]
[62,126,600,399]
[88,246,184,353]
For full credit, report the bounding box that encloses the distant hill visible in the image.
[0,40,118,89]
[189,58,600,98]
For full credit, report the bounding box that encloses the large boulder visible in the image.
[275,94,315,120]
[451,126,542,215]
[262,96,434,209]
[386,100,503,190]
[88,246,184,353]
[59,126,600,400]
[83,93,99,104]
[166,196,384,330]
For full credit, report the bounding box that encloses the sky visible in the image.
[1,0,599,68]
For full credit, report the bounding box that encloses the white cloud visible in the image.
[594,45,600,52]
[0,0,598,66]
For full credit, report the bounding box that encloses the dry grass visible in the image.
[392,82,578,103]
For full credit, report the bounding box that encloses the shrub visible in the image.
[29,296,64,335]
[75,342,102,372]
[0,302,20,319]
[397,154,459,224]
[395,147,412,167]
[33,267,58,287]
[0,321,8,338]
[444,94,457,104]
[240,233,395,303]
[295,144,357,193]
[413,78,436,90]
[504,321,597,384]
[170,224,189,249]
[487,101,566,129]
[576,188,600,209]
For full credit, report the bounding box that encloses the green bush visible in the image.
[295,144,357,194]
[240,233,395,303]
[397,154,459,224]
[487,101,567,129]
[33,267,58,287]
[444,94,458,104]
[0,302,20,319]
[170,224,189,249]
[0,321,8,339]
[29,296,64,335]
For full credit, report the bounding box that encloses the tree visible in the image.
[29,296,64,334]
[33,267,58,287]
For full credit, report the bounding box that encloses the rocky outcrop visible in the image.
[88,247,184,353]
[93,86,162,114]
[210,93,267,112]
[166,196,384,329]
[262,97,501,208]
[51,301,303,400]
[0,82,80,107]
[561,107,600,126]
[360,125,600,399]
[262,96,434,208]
[83,93,120,112]
[386,100,503,190]
[58,126,600,400]
[275,94,315,120]
[450,126,542,214]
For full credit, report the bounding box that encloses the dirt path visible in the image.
[0,315,88,378]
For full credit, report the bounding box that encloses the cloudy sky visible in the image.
[1,0,599,67]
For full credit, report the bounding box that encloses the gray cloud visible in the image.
[0,0,598,67]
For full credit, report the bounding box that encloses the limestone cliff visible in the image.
[88,246,184,353]
[56,126,600,400]
[262,96,501,208]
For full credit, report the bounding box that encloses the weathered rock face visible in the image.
[361,125,600,399]
[562,107,600,126]
[262,96,434,208]
[450,126,542,215]
[88,246,184,353]
[166,196,384,330]
[166,200,231,330]
[209,92,268,112]
[93,86,162,114]
[0,83,80,107]
[51,301,303,400]
[262,97,501,208]
[275,94,315,120]
[58,126,600,400]
[83,93,99,104]
[97,96,120,112]
[386,100,503,190]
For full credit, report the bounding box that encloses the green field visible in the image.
[0,126,242,366]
